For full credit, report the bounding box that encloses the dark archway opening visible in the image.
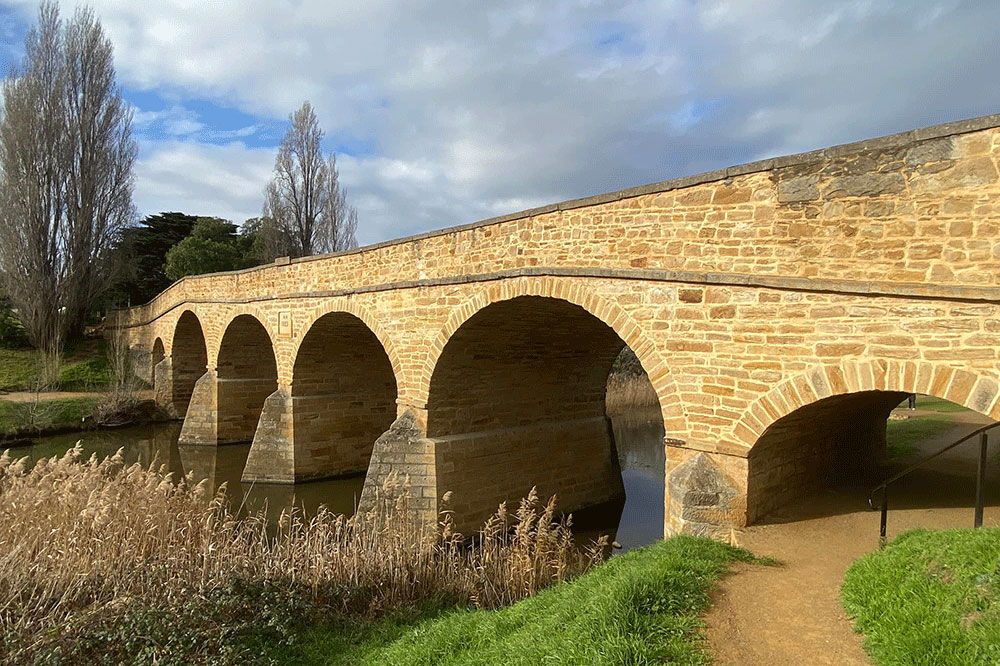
[291,312,397,481]
[171,312,207,416]
[217,315,278,444]
[150,337,165,387]
[426,295,663,540]
[747,391,999,527]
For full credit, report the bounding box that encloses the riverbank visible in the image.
[0,339,111,392]
[0,443,756,665]
[264,537,758,666]
[0,338,168,442]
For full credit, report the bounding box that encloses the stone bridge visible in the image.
[112,114,1000,538]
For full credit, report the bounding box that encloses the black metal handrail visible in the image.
[869,420,999,543]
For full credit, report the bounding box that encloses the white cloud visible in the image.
[134,141,275,224]
[4,0,998,246]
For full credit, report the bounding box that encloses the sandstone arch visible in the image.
[288,311,398,479]
[736,360,1000,447]
[170,310,207,416]
[419,277,684,432]
[737,360,1000,524]
[422,292,661,533]
[293,300,402,389]
[151,337,165,367]
[214,314,278,444]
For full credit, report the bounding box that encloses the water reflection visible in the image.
[10,414,666,551]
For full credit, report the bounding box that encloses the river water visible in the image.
[8,414,666,552]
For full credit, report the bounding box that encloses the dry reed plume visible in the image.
[0,446,602,663]
[606,373,660,421]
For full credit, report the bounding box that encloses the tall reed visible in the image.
[0,446,602,662]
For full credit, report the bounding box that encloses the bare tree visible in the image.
[0,3,135,355]
[262,101,358,259]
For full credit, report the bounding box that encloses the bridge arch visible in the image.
[287,309,398,479]
[418,277,684,430]
[421,278,682,533]
[216,313,278,443]
[151,337,165,367]
[737,360,1000,524]
[170,310,208,416]
[736,360,1000,447]
[293,300,402,388]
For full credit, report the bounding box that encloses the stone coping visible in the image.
[119,111,1000,315]
[115,265,1000,330]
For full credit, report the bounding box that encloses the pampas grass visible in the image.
[606,373,660,421]
[0,446,602,662]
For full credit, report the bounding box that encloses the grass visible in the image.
[0,396,98,436]
[842,528,1000,666]
[0,338,111,392]
[912,396,972,413]
[885,415,955,459]
[261,536,755,666]
[0,449,606,664]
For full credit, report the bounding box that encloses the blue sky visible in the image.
[1,1,998,245]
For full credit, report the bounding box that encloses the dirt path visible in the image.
[0,391,105,402]
[705,410,1000,666]
[0,390,153,402]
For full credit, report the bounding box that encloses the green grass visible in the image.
[912,396,972,413]
[885,415,955,459]
[263,536,755,666]
[842,528,1000,666]
[0,348,43,391]
[0,339,110,392]
[0,396,98,436]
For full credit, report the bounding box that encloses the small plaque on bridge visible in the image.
[278,311,293,338]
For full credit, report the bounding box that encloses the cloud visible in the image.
[134,140,274,224]
[3,0,998,245]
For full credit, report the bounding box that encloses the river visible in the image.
[8,414,666,552]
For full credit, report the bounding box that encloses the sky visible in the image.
[1,1,998,246]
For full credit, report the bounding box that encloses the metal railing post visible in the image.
[870,419,997,541]
[879,486,888,546]
[975,431,988,528]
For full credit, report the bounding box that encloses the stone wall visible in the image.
[432,417,624,535]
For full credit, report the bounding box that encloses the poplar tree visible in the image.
[0,2,136,354]
[262,101,358,259]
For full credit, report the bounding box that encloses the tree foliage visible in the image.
[114,212,200,306]
[164,217,256,281]
[262,101,358,260]
[0,2,135,353]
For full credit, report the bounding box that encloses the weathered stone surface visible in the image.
[823,173,906,198]
[357,410,439,531]
[242,388,294,483]
[668,453,740,541]
[904,137,956,166]
[177,371,218,446]
[776,175,820,202]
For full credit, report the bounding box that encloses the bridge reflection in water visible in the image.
[17,415,667,552]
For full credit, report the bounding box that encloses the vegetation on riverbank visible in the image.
[842,528,1000,666]
[0,396,98,437]
[0,448,604,665]
[266,536,754,666]
[0,339,110,392]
